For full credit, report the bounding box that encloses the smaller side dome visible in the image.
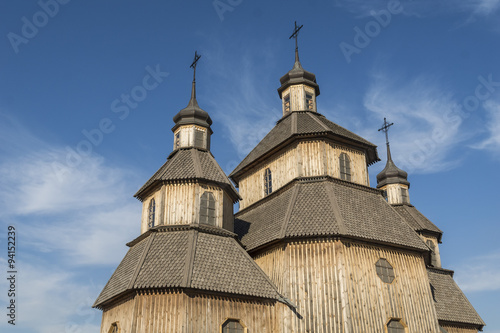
[172,81,212,132]
[376,145,409,188]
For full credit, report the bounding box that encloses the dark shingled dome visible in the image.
[172,81,212,131]
[277,50,320,98]
[376,144,409,188]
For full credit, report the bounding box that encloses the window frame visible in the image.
[385,318,407,333]
[199,191,217,226]
[264,168,273,196]
[194,128,205,149]
[148,198,156,228]
[375,258,395,284]
[108,322,119,333]
[339,153,352,181]
[175,131,181,149]
[305,93,314,111]
[220,318,247,333]
[401,187,409,204]
[284,94,290,112]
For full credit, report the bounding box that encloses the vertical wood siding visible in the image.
[101,291,277,333]
[239,141,369,209]
[254,239,441,333]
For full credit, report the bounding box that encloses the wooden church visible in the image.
[93,26,485,333]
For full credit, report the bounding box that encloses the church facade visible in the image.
[93,35,484,333]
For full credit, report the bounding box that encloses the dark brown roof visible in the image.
[93,225,281,308]
[393,205,442,238]
[229,112,380,182]
[235,177,428,252]
[428,268,485,328]
[135,148,239,201]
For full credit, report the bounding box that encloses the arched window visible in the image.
[427,240,437,267]
[222,319,245,333]
[339,153,351,181]
[108,322,119,333]
[148,199,155,228]
[387,319,405,333]
[264,168,272,195]
[200,192,216,225]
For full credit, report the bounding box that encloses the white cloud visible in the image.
[0,259,102,333]
[454,251,500,292]
[0,113,143,330]
[471,100,500,152]
[362,73,468,174]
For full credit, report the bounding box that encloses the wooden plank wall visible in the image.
[254,238,442,332]
[239,140,369,209]
[101,291,277,333]
[141,183,226,233]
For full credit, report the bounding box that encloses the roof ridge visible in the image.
[324,182,347,234]
[403,205,427,230]
[307,112,331,132]
[280,184,300,238]
[191,149,203,178]
[229,236,291,305]
[128,233,155,290]
[205,151,241,200]
[291,112,298,134]
[183,229,198,288]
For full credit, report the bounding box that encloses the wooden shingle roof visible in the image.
[229,111,380,182]
[393,205,442,239]
[235,177,428,252]
[93,225,282,309]
[135,148,239,201]
[428,268,485,329]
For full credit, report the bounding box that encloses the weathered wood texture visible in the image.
[440,324,479,333]
[100,291,277,333]
[239,141,369,209]
[174,125,209,150]
[141,183,231,233]
[419,235,442,268]
[281,84,317,114]
[380,183,410,206]
[253,238,441,332]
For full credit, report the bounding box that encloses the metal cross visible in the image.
[190,51,201,81]
[378,117,394,146]
[289,21,303,51]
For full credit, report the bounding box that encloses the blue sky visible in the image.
[0,0,499,332]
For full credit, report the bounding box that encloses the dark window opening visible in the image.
[194,129,204,149]
[401,188,409,204]
[305,93,313,110]
[387,319,405,333]
[376,258,395,283]
[200,192,216,225]
[175,132,180,149]
[284,95,290,112]
[339,153,352,181]
[264,168,273,195]
[148,199,155,228]
[382,190,388,201]
[222,319,244,333]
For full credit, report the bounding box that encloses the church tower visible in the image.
[93,53,288,333]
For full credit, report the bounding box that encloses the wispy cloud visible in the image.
[0,113,142,331]
[362,73,468,174]
[334,0,500,19]
[471,100,500,153]
[454,251,500,292]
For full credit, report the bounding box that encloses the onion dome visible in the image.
[277,48,320,98]
[376,144,410,188]
[172,80,212,132]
